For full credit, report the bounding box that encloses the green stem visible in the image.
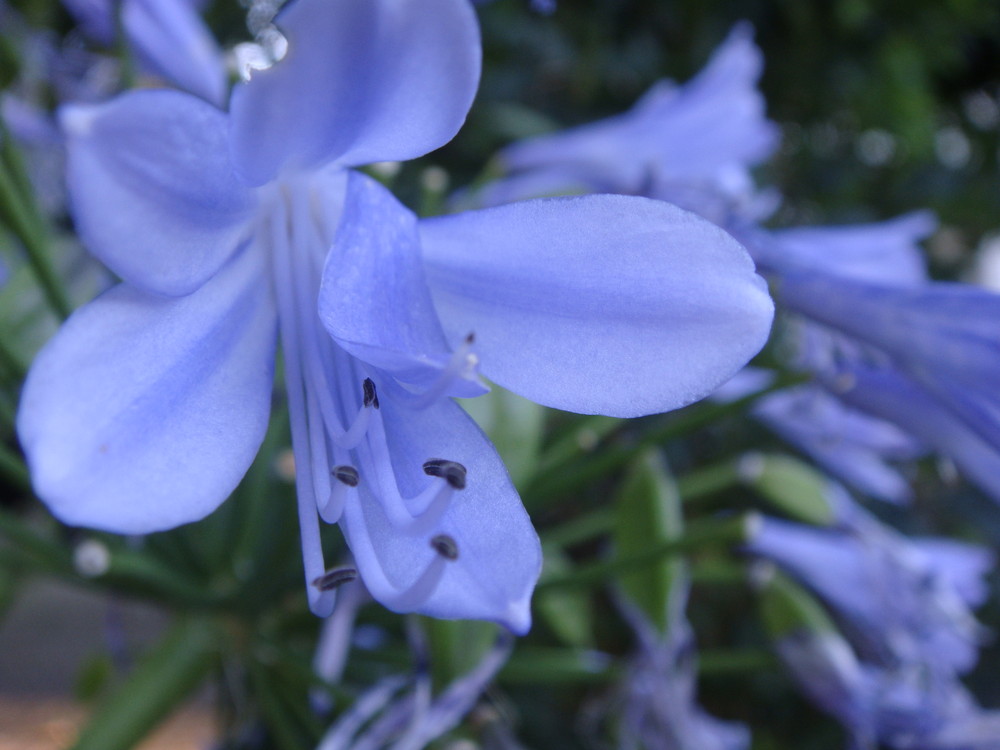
[698,648,777,675]
[69,617,219,750]
[0,442,29,492]
[538,513,755,590]
[540,459,746,548]
[522,373,809,506]
[676,460,743,503]
[0,158,71,318]
[0,333,28,383]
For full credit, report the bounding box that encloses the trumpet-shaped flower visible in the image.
[17,0,773,632]
[747,500,992,677]
[463,23,779,225]
[61,0,226,104]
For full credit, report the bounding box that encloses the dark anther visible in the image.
[312,566,358,591]
[363,378,380,409]
[464,331,475,345]
[332,465,360,487]
[430,534,459,561]
[423,459,467,490]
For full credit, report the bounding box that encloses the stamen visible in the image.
[430,534,459,560]
[320,464,359,523]
[332,465,360,487]
[381,536,458,611]
[313,567,358,591]
[404,333,484,409]
[363,377,380,409]
[423,459,467,490]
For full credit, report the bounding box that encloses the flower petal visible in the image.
[419,195,774,417]
[122,0,227,106]
[17,246,276,533]
[229,0,480,185]
[319,172,484,396]
[500,23,777,193]
[341,390,541,634]
[62,89,256,296]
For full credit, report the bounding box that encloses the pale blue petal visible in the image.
[419,195,774,417]
[229,0,480,186]
[62,90,256,296]
[501,23,777,193]
[743,212,935,285]
[782,274,1000,410]
[341,390,541,634]
[122,0,227,106]
[318,172,459,390]
[17,246,276,534]
[753,386,923,504]
[834,365,1000,504]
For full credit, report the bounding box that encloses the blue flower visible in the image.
[461,23,780,225]
[61,0,226,104]
[747,497,992,677]
[16,0,774,632]
[751,384,925,504]
[778,627,1000,750]
[773,268,1000,504]
[606,579,751,750]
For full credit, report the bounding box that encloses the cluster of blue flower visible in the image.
[3,0,998,747]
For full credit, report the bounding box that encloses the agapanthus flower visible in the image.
[17,0,774,632]
[597,581,750,750]
[60,0,225,104]
[771,267,1000,504]
[777,627,1000,750]
[318,630,513,750]
[747,494,992,677]
[460,22,779,225]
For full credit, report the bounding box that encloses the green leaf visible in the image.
[612,450,683,633]
[740,453,836,526]
[424,618,498,690]
[756,569,838,640]
[536,550,594,647]
[459,386,544,484]
[69,617,218,750]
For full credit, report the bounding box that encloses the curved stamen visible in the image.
[321,464,360,523]
[423,459,467,490]
[313,566,359,591]
[403,333,484,410]
[381,536,459,611]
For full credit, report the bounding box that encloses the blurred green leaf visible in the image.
[741,453,836,526]
[536,550,594,647]
[70,617,218,750]
[612,450,683,632]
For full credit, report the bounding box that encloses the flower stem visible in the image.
[538,513,757,590]
[0,442,29,492]
[0,144,72,319]
[541,458,747,548]
[523,372,808,507]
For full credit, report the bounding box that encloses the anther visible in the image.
[332,465,360,487]
[423,459,467,490]
[430,534,459,561]
[312,567,358,591]
[363,377,380,409]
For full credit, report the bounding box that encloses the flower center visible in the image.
[262,173,466,616]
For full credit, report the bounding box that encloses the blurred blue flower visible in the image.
[462,23,780,225]
[603,579,751,750]
[318,632,514,750]
[17,0,774,631]
[778,627,1000,750]
[61,0,226,104]
[752,384,925,504]
[774,268,1000,504]
[748,497,992,677]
